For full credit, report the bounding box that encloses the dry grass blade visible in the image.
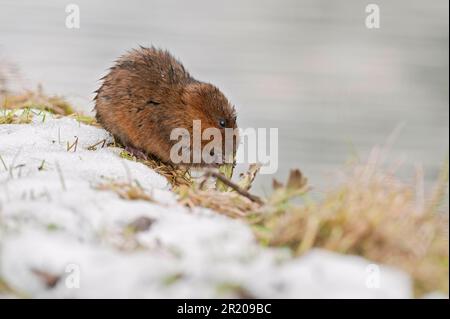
[66,136,79,152]
[267,169,310,207]
[87,139,107,151]
[95,180,155,202]
[286,169,308,190]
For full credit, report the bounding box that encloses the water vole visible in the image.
[94,46,237,166]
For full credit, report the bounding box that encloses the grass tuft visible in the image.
[247,158,449,297]
[1,85,75,115]
[118,149,192,187]
[95,180,155,202]
[0,108,33,124]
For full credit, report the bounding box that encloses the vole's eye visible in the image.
[219,119,226,128]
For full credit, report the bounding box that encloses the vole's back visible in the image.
[94,47,194,156]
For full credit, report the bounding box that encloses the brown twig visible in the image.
[87,139,107,151]
[204,170,264,205]
[66,136,78,152]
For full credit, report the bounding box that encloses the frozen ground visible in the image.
[0,110,412,298]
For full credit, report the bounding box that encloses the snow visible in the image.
[0,110,412,298]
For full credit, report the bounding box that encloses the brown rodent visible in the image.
[94,46,238,166]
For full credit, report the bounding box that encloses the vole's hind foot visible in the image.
[125,145,149,161]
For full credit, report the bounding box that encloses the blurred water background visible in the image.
[0,0,448,193]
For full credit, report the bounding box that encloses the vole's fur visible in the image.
[94,47,237,166]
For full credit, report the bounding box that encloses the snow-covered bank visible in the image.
[0,110,412,298]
